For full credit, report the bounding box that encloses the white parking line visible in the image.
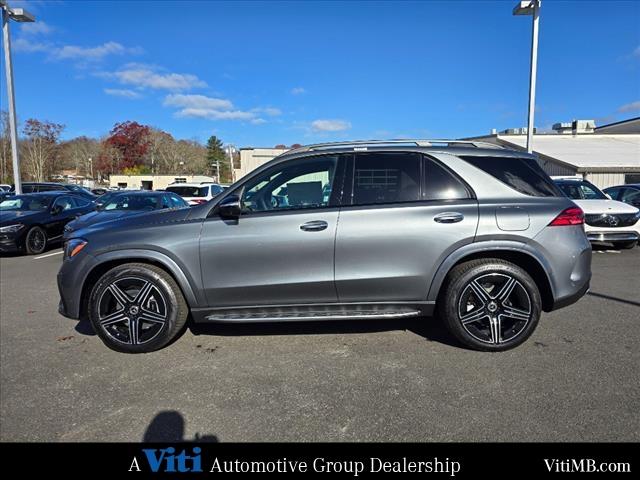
[34,251,64,260]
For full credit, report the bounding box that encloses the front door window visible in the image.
[241,155,340,213]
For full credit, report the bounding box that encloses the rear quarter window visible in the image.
[460,155,561,197]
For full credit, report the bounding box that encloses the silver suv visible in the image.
[58,140,592,353]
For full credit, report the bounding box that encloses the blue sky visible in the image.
[1,0,639,147]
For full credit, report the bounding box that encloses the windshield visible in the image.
[102,195,160,211]
[166,185,209,197]
[556,181,607,200]
[0,195,52,211]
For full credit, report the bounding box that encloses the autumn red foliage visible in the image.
[104,121,151,170]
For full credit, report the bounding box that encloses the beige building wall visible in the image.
[583,172,626,190]
[235,148,289,180]
[109,174,215,190]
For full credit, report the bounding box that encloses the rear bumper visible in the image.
[551,278,590,311]
[586,231,639,242]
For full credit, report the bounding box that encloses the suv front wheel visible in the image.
[88,263,188,353]
[438,259,542,351]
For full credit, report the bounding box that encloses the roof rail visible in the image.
[284,139,504,155]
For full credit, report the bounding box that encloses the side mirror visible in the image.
[51,205,62,215]
[218,195,241,219]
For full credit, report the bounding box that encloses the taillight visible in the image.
[549,207,584,226]
[191,199,207,205]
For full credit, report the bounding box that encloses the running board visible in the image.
[203,309,421,323]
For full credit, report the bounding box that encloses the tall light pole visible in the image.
[1,1,35,194]
[513,0,540,154]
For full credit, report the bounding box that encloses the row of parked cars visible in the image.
[0,181,227,254]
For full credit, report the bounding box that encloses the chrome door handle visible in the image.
[434,212,464,224]
[300,220,328,232]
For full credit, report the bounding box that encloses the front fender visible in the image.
[90,248,204,308]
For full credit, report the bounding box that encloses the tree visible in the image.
[290,143,302,149]
[146,128,182,174]
[59,136,101,178]
[104,121,151,171]
[274,144,286,149]
[22,119,64,182]
[206,135,229,182]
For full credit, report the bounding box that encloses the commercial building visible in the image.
[108,174,216,191]
[235,147,289,180]
[466,117,640,188]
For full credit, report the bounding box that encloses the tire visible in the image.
[88,263,188,353]
[437,258,542,351]
[612,241,636,250]
[24,226,47,255]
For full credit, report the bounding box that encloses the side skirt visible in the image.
[191,301,435,323]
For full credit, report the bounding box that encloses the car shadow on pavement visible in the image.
[143,410,219,443]
[587,291,640,308]
[74,320,96,336]
[188,316,461,348]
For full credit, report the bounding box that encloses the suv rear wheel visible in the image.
[438,259,542,351]
[88,263,188,353]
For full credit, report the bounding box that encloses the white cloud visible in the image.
[12,37,49,53]
[103,64,206,91]
[174,108,256,120]
[164,94,233,110]
[21,21,54,36]
[13,37,141,63]
[104,88,142,99]
[52,41,140,61]
[163,93,277,123]
[311,119,351,132]
[252,107,282,116]
[618,101,640,113]
[291,87,306,95]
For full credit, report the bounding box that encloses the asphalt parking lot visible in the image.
[1,246,638,442]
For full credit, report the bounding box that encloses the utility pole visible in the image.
[513,0,541,153]
[1,1,35,194]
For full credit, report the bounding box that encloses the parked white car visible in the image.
[0,184,11,192]
[165,182,225,206]
[553,177,640,249]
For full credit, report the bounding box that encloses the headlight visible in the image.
[64,238,88,260]
[0,224,24,233]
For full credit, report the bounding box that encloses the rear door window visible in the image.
[460,156,561,197]
[351,152,421,205]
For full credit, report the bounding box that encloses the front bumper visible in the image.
[57,252,97,319]
[0,235,20,253]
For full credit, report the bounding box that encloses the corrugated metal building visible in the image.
[467,117,640,189]
[235,147,289,180]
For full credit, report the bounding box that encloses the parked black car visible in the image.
[91,187,108,196]
[11,182,97,201]
[0,192,94,254]
[64,190,189,239]
[604,184,640,209]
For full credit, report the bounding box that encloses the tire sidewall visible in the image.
[612,241,636,250]
[88,265,180,353]
[442,261,542,351]
[25,226,47,255]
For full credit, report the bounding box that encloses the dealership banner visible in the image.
[0,443,634,476]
